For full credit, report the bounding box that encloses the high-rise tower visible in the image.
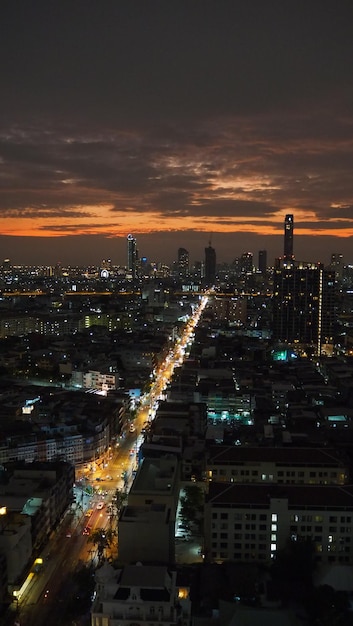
[127,234,137,279]
[177,247,189,279]
[240,252,253,275]
[258,250,267,274]
[330,253,344,283]
[284,214,294,262]
[272,262,335,356]
[204,242,216,287]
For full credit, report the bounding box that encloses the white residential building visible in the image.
[91,562,191,626]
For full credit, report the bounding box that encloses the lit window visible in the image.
[272,514,277,522]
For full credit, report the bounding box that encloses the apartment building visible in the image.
[91,561,191,626]
[204,482,353,566]
[0,461,74,591]
[206,446,349,485]
[83,369,119,391]
[0,512,32,587]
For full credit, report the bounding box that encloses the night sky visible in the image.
[1,1,353,267]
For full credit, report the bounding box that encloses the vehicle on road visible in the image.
[96,502,104,510]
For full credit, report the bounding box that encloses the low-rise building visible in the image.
[0,461,74,565]
[118,455,180,566]
[0,511,32,588]
[206,446,349,485]
[91,561,191,626]
[204,482,353,566]
[118,503,174,565]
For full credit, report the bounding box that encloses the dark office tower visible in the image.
[193,260,203,281]
[127,234,137,279]
[284,214,294,262]
[204,242,216,286]
[177,247,189,278]
[330,253,344,282]
[140,256,148,276]
[272,262,336,356]
[258,250,267,274]
[240,252,253,275]
[54,262,62,278]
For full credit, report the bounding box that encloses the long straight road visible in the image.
[6,298,208,626]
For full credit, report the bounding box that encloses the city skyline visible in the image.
[1,2,353,266]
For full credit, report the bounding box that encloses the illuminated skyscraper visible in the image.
[240,252,253,275]
[177,247,189,278]
[284,214,294,262]
[272,262,335,356]
[204,242,216,286]
[127,234,137,279]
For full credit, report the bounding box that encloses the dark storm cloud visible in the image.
[1,1,352,122]
[294,219,353,231]
[1,1,353,263]
[0,107,352,226]
[38,223,116,234]
[1,207,94,220]
[173,199,279,219]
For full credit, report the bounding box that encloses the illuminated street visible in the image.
[4,297,208,626]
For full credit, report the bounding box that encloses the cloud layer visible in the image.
[0,1,353,265]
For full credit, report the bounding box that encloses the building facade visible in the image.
[91,562,191,626]
[258,249,267,274]
[127,234,138,279]
[204,482,353,566]
[272,262,336,356]
[177,248,189,279]
[206,446,348,486]
[204,243,216,287]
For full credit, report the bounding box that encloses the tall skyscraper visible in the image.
[127,234,137,279]
[272,262,336,356]
[240,252,253,275]
[258,250,267,274]
[204,242,216,287]
[330,253,344,283]
[284,214,294,262]
[177,247,189,279]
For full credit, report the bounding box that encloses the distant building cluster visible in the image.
[2,217,353,623]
